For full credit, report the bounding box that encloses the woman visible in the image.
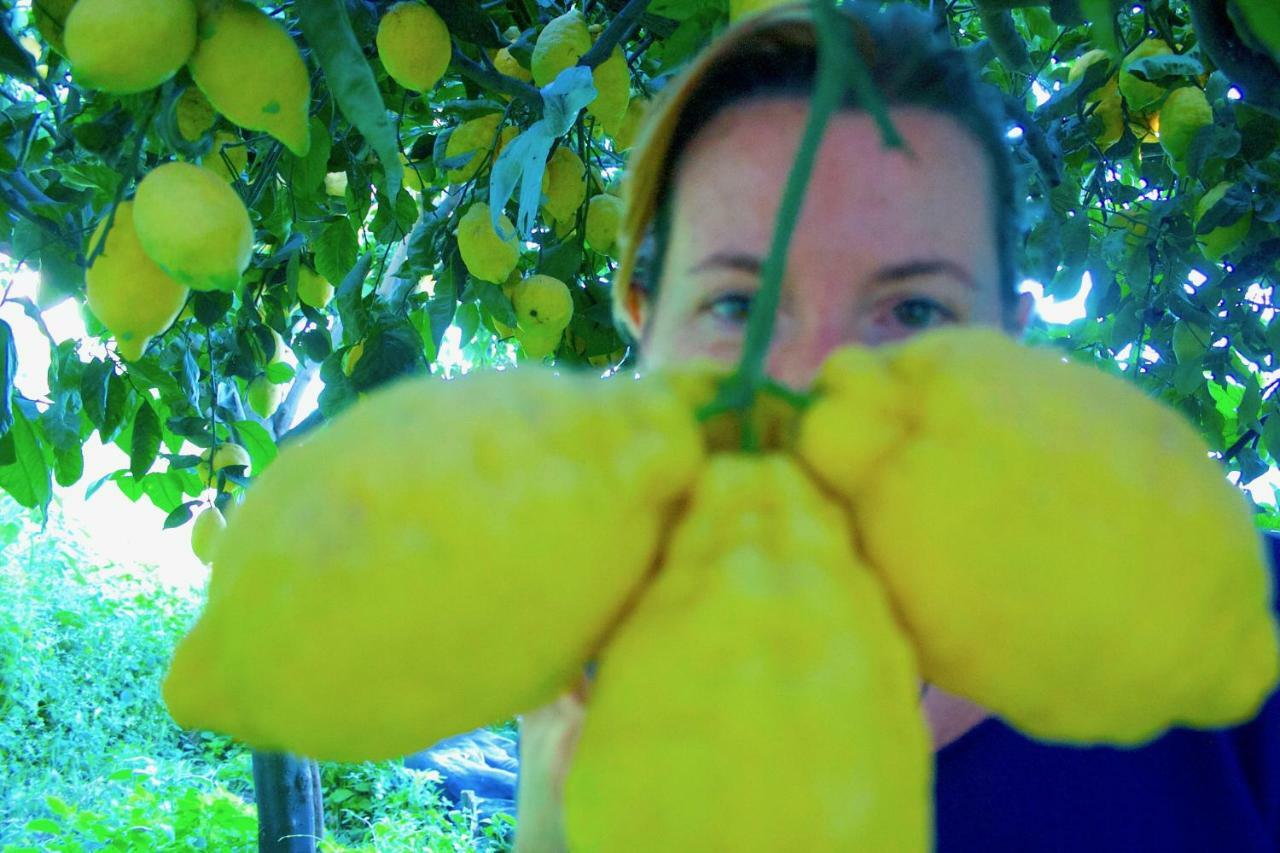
[515,4,1280,850]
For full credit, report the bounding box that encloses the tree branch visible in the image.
[580,0,651,69]
[450,46,543,111]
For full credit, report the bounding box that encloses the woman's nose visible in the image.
[765,313,858,389]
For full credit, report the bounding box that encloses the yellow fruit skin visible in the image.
[188,0,311,157]
[1196,181,1253,262]
[587,48,630,136]
[444,114,508,184]
[86,202,190,362]
[493,46,531,87]
[377,1,451,92]
[610,97,647,151]
[203,131,248,183]
[191,506,227,565]
[513,274,573,335]
[1118,38,1172,115]
[163,369,704,762]
[1159,86,1213,172]
[133,162,254,293]
[801,326,1280,745]
[584,194,622,254]
[65,0,196,94]
[176,87,217,142]
[531,10,592,87]
[541,145,587,225]
[564,455,930,852]
[297,265,334,309]
[456,203,520,284]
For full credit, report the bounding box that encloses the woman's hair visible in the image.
[637,2,1024,326]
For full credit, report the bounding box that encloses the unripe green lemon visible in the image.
[85,201,189,362]
[297,265,334,309]
[133,162,254,292]
[65,0,196,94]
[191,505,227,565]
[1159,86,1213,173]
[197,442,252,487]
[1195,182,1253,262]
[377,1,452,92]
[248,376,284,419]
[188,0,311,157]
[1118,38,1172,115]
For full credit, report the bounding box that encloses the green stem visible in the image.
[705,0,902,449]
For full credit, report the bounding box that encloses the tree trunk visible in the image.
[252,751,324,852]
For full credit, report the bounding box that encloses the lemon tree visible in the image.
[4,0,1280,847]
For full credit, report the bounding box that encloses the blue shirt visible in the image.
[935,532,1280,852]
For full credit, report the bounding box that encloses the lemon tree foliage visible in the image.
[1,0,1279,535]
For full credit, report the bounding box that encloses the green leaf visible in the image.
[266,361,295,384]
[315,218,359,286]
[79,358,111,432]
[0,319,15,438]
[129,400,162,479]
[296,0,403,199]
[1125,54,1205,83]
[0,402,52,513]
[23,818,62,835]
[0,18,39,82]
[472,281,517,328]
[231,419,278,475]
[286,117,334,194]
[163,501,198,530]
[1263,415,1280,464]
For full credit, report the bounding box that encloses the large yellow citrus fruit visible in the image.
[564,454,930,852]
[587,47,630,136]
[163,368,704,762]
[1118,38,1172,115]
[541,145,587,226]
[191,506,227,565]
[531,9,592,87]
[64,0,196,94]
[1159,86,1213,173]
[800,326,1280,745]
[456,202,520,284]
[1195,181,1253,262]
[176,86,217,142]
[188,0,311,157]
[376,1,452,92]
[133,162,254,292]
[444,114,512,184]
[85,201,189,363]
[297,265,334,309]
[584,193,622,254]
[202,131,248,183]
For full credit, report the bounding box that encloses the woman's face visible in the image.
[637,98,1033,387]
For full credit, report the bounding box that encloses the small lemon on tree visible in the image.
[64,0,197,94]
[376,1,452,93]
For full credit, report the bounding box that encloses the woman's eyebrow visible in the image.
[871,258,977,290]
[687,251,762,276]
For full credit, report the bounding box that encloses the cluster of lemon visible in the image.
[375,4,637,360]
[1069,41,1252,262]
[164,326,1279,848]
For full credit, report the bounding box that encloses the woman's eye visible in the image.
[892,298,955,329]
[705,292,754,324]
